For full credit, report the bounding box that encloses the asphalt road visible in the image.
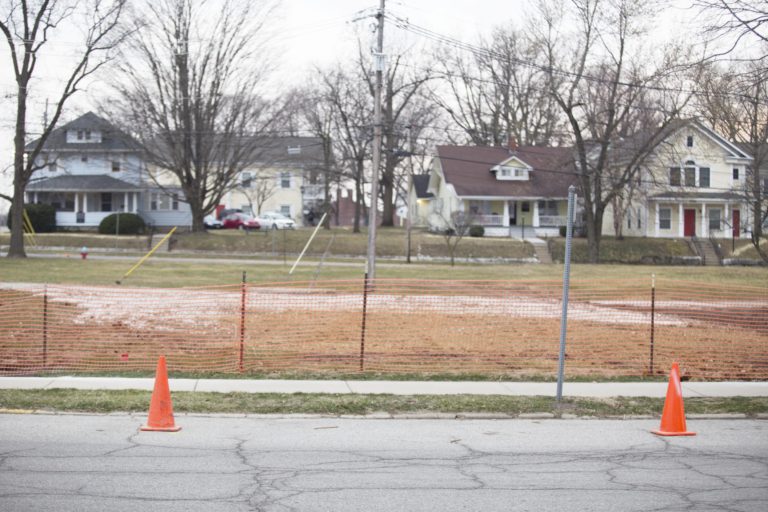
[1,414,766,511]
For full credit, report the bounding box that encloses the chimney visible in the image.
[507,135,517,152]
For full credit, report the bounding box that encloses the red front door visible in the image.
[684,209,696,237]
[733,210,740,238]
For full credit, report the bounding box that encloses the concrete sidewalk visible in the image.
[1,376,767,398]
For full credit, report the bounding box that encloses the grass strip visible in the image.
[1,389,766,417]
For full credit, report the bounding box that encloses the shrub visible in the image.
[99,213,146,235]
[6,203,57,232]
[468,225,485,237]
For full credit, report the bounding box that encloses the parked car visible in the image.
[203,215,223,229]
[222,213,260,231]
[254,211,296,230]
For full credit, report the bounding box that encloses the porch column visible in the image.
[533,201,540,227]
[123,192,129,212]
[75,193,80,212]
[33,192,38,203]
[725,203,730,230]
[678,203,684,237]
[502,201,509,227]
[84,193,89,213]
[654,203,659,237]
[133,192,138,213]
[701,203,707,237]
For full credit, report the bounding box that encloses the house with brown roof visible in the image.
[423,140,577,236]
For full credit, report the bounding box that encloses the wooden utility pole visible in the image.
[366,0,385,279]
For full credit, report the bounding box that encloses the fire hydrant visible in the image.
[80,246,88,260]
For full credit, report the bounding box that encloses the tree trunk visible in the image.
[585,206,604,263]
[8,84,28,258]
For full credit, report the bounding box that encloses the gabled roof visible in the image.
[245,136,325,167]
[412,174,434,199]
[27,175,139,192]
[434,145,576,198]
[25,112,141,152]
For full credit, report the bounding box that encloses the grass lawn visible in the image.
[0,256,765,287]
[1,389,766,416]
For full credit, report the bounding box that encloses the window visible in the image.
[684,166,696,187]
[521,202,530,212]
[669,167,681,186]
[537,200,558,216]
[280,172,291,188]
[637,208,642,229]
[699,167,710,188]
[280,205,291,217]
[733,168,739,180]
[241,172,252,188]
[85,129,91,140]
[77,130,84,140]
[149,192,173,211]
[515,168,525,177]
[112,161,120,172]
[659,208,671,230]
[172,194,179,211]
[709,209,721,231]
[81,155,88,162]
[627,210,632,229]
[499,168,511,177]
[686,135,694,147]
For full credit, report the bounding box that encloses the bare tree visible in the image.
[698,63,768,261]
[433,211,475,267]
[696,0,768,54]
[318,67,373,233]
[111,0,279,232]
[536,0,696,262]
[1,0,128,257]
[237,173,276,217]
[431,25,563,147]
[357,45,434,227]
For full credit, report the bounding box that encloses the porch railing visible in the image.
[539,215,567,227]
[471,214,505,226]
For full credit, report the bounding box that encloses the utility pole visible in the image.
[366,0,385,280]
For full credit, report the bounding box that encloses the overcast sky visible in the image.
[0,0,703,208]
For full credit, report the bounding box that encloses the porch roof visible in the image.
[27,175,140,192]
[650,191,744,201]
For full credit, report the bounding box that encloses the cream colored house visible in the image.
[223,137,325,225]
[422,143,577,236]
[604,121,753,239]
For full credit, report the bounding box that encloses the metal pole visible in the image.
[649,273,656,375]
[406,125,413,264]
[239,271,247,372]
[360,272,369,371]
[556,185,576,402]
[42,284,48,368]
[366,0,386,280]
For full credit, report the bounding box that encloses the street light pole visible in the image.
[366,0,385,280]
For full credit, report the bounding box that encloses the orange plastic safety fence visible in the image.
[0,279,765,379]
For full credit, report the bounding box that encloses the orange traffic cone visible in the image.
[652,362,695,436]
[141,356,181,432]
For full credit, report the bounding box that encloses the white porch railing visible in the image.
[539,215,567,227]
[471,214,505,226]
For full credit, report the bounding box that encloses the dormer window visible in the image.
[492,160,530,181]
[686,135,694,147]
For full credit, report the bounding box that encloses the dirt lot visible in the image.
[1,280,766,379]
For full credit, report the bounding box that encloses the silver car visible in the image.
[254,212,296,230]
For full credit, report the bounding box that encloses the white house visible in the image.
[25,112,192,230]
[604,120,753,239]
[224,136,326,226]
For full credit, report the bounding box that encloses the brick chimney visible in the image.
[507,135,517,152]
